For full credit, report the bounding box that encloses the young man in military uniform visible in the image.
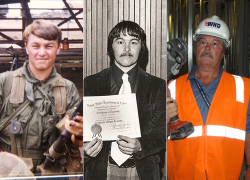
[0,20,83,177]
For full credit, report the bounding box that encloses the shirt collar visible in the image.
[187,65,223,81]
[112,63,138,87]
[21,60,57,86]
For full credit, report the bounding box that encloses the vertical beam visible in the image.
[224,0,229,72]
[208,0,216,17]
[199,0,205,22]
[83,0,87,77]
[150,0,156,75]
[135,0,140,24]
[166,0,170,42]
[129,0,135,21]
[229,0,236,74]
[91,0,97,74]
[113,0,119,26]
[179,0,182,39]
[124,0,129,20]
[187,0,194,72]
[174,0,178,38]
[155,0,162,77]
[97,0,103,72]
[161,0,167,79]
[170,0,174,40]
[237,0,249,77]
[119,0,124,22]
[102,0,108,68]
[181,0,186,40]
[145,0,151,73]
[20,0,32,32]
[107,0,113,41]
[86,0,92,76]
[140,0,146,31]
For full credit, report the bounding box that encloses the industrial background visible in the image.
[168,0,250,79]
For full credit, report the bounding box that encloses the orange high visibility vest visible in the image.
[167,71,250,180]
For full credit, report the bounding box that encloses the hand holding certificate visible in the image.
[83,94,141,141]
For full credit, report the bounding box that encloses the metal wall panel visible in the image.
[83,0,167,80]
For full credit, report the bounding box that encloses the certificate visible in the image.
[83,94,141,141]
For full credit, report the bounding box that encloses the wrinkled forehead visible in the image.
[196,35,225,44]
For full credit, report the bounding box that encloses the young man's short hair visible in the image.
[23,20,62,46]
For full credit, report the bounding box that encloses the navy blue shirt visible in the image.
[188,65,250,133]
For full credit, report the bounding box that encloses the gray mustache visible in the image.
[200,51,213,59]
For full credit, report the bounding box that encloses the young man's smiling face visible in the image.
[112,32,141,68]
[25,34,60,74]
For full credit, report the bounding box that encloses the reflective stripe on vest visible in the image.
[168,79,176,100]
[233,75,244,103]
[186,125,245,141]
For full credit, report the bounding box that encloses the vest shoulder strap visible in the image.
[9,69,66,115]
[54,75,66,115]
[10,68,25,106]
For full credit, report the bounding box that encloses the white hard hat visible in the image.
[193,15,230,47]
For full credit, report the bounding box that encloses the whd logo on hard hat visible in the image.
[205,21,221,29]
[193,15,230,47]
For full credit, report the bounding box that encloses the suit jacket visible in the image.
[84,66,166,180]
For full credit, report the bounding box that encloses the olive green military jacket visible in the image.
[0,62,81,168]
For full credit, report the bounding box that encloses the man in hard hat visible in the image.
[167,15,250,179]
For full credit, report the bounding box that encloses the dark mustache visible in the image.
[200,51,213,59]
[120,53,133,57]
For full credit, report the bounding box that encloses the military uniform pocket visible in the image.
[43,115,58,142]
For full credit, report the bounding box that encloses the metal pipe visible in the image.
[187,0,194,72]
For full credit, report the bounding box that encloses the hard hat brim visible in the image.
[193,33,230,47]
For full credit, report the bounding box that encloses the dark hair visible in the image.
[23,20,62,46]
[107,21,148,70]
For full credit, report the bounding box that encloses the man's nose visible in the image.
[38,47,46,55]
[124,43,131,52]
[204,42,211,50]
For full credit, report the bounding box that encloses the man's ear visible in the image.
[221,51,225,59]
[25,42,29,55]
[57,43,61,55]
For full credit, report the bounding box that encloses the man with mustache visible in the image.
[167,15,250,179]
[84,21,166,180]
